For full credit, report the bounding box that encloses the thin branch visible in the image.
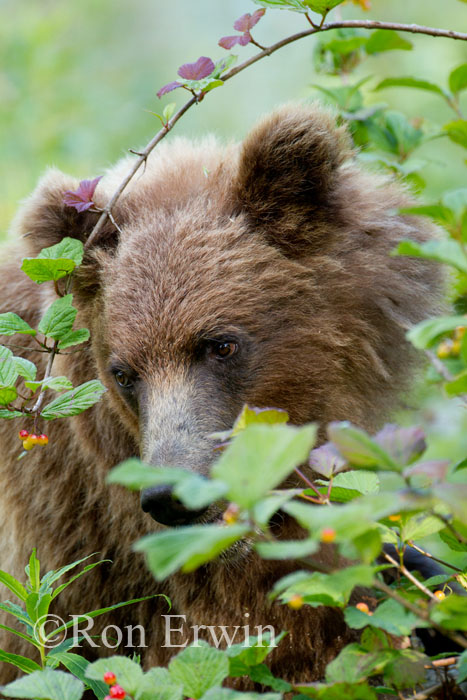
[30,340,59,417]
[407,682,444,700]
[408,541,464,574]
[383,551,438,601]
[83,18,467,248]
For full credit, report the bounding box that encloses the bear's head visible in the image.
[14,105,440,528]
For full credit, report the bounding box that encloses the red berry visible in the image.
[29,434,40,444]
[22,438,34,451]
[103,671,117,685]
[18,430,29,440]
[109,686,126,699]
[321,527,336,543]
[37,434,49,446]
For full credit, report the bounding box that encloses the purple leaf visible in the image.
[157,81,182,98]
[219,34,250,50]
[374,424,426,466]
[233,9,265,32]
[309,442,347,478]
[63,176,102,213]
[403,460,450,484]
[178,57,215,81]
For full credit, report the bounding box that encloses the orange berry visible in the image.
[321,527,336,543]
[37,434,49,446]
[288,594,304,610]
[223,503,240,525]
[22,438,34,451]
[451,339,461,356]
[356,602,372,615]
[388,514,401,522]
[29,434,40,445]
[18,429,29,440]
[454,326,466,341]
[103,671,117,685]
[109,685,126,699]
[434,590,446,600]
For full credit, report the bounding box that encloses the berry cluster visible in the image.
[103,671,126,699]
[18,430,48,451]
[436,325,466,359]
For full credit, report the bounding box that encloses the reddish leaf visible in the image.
[63,177,102,213]
[157,81,182,98]
[233,9,265,32]
[218,33,251,49]
[309,442,347,478]
[178,57,215,81]
[403,460,450,484]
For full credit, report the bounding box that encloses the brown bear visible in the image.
[0,104,440,688]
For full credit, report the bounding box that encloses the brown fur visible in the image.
[0,104,441,688]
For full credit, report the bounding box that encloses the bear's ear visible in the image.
[234,104,352,256]
[12,168,119,259]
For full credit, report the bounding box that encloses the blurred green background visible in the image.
[1,0,466,238]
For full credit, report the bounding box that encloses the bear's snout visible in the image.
[140,484,206,526]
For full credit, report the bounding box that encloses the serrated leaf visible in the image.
[40,380,106,419]
[0,344,18,387]
[49,653,107,700]
[375,76,446,97]
[303,0,344,14]
[393,239,467,275]
[0,408,22,419]
[25,376,73,393]
[273,565,377,608]
[21,258,76,284]
[38,295,77,341]
[0,386,17,405]
[14,357,37,382]
[136,524,250,580]
[231,404,289,437]
[0,570,28,601]
[330,470,380,496]
[365,30,412,54]
[252,0,308,12]
[58,328,90,349]
[449,64,467,95]
[134,667,183,700]
[0,313,36,337]
[211,423,316,508]
[169,643,230,699]
[325,643,393,684]
[2,668,84,699]
[406,315,467,349]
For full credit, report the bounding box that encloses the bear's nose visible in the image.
[140,485,205,526]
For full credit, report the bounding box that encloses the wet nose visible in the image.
[140,485,205,526]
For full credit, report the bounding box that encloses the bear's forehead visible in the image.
[101,210,313,367]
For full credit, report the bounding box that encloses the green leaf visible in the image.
[252,490,301,527]
[2,668,84,699]
[345,599,424,636]
[134,667,183,700]
[27,549,40,593]
[0,570,27,601]
[201,690,281,700]
[51,559,111,600]
[406,315,467,349]
[50,653,108,700]
[162,103,176,123]
[231,404,289,438]
[57,328,90,349]
[302,0,344,14]
[400,513,444,541]
[458,649,467,684]
[174,474,228,510]
[327,422,400,470]
[430,594,467,630]
[294,682,377,699]
[399,204,455,228]
[255,538,318,560]
[0,345,19,386]
[0,408,22,419]
[325,643,393,683]
[85,656,144,696]
[329,471,380,497]
[439,522,467,552]
[375,77,446,97]
[14,357,37,382]
[444,120,467,149]
[0,313,36,337]
[135,524,250,580]
[252,0,308,12]
[394,239,467,275]
[40,380,107,419]
[449,64,467,95]
[169,643,230,699]
[38,295,77,341]
[365,30,412,55]
[21,238,84,284]
[273,565,377,608]
[226,631,286,673]
[107,460,191,490]
[247,664,291,692]
[444,369,467,396]
[0,622,39,649]
[211,423,316,508]
[0,648,42,675]
[0,386,17,405]
[25,376,73,393]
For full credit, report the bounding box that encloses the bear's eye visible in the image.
[208,340,238,360]
[113,369,134,389]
